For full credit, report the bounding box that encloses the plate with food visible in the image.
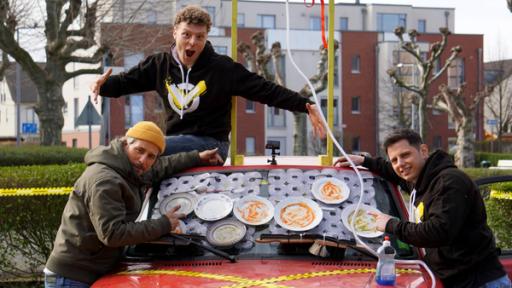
[206,218,247,247]
[274,197,323,231]
[159,192,198,216]
[234,195,274,225]
[194,193,233,221]
[341,204,384,238]
[311,177,350,204]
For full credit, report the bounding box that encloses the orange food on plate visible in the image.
[280,202,315,228]
[238,200,268,223]
[320,181,342,200]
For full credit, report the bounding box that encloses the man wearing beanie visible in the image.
[44,121,222,287]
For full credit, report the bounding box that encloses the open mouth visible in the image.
[185,49,195,57]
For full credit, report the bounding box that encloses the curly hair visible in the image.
[174,5,212,32]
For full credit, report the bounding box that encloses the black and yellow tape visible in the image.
[119,268,420,288]
[0,187,73,197]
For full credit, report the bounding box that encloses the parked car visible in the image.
[92,157,512,288]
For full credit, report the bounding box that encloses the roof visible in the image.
[3,63,41,104]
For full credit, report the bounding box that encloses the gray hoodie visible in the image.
[46,139,200,284]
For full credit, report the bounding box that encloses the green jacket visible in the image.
[46,139,200,284]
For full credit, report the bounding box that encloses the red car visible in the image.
[93,158,512,288]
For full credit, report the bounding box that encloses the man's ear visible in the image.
[419,143,429,159]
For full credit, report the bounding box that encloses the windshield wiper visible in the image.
[167,233,237,263]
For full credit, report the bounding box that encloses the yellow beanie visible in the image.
[125,121,165,153]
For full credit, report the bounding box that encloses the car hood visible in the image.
[92,259,433,288]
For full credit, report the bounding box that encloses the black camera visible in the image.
[265,140,280,165]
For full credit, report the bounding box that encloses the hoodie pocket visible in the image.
[78,233,105,255]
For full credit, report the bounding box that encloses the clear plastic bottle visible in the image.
[375,236,396,286]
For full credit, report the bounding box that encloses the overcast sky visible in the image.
[360,0,512,62]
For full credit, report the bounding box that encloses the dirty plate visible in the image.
[341,204,384,238]
[234,195,274,226]
[206,218,247,247]
[194,194,233,221]
[159,192,198,216]
[274,197,323,231]
[311,177,350,204]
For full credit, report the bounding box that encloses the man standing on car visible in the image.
[90,5,325,161]
[335,129,510,288]
[44,121,222,287]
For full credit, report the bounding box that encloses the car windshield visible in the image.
[126,166,416,261]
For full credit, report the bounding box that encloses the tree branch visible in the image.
[429,45,461,84]
[58,0,81,40]
[64,67,102,82]
[0,50,9,79]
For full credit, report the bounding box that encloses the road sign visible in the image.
[76,98,102,126]
[487,119,497,126]
[22,123,37,134]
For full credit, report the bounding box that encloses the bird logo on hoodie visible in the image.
[165,78,207,119]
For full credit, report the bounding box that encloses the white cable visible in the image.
[283,1,435,287]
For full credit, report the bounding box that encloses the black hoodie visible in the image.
[364,150,505,287]
[100,42,312,141]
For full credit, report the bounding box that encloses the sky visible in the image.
[360,0,512,62]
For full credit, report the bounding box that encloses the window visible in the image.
[72,138,78,148]
[448,115,455,130]
[432,108,442,116]
[340,17,348,30]
[418,19,426,33]
[377,13,406,32]
[213,46,228,55]
[245,137,256,156]
[310,16,327,30]
[246,100,255,113]
[267,107,285,127]
[448,58,465,89]
[352,136,360,152]
[433,58,441,74]
[351,96,360,113]
[125,95,144,128]
[257,14,276,29]
[320,98,339,126]
[203,6,215,26]
[351,55,360,73]
[238,13,245,27]
[433,136,442,150]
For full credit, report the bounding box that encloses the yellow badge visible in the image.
[415,202,424,223]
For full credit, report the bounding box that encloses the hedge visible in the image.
[0,146,87,166]
[475,151,512,166]
[0,164,85,189]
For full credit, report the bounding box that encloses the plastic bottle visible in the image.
[375,236,396,286]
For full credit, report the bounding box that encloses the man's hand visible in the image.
[165,205,185,232]
[199,148,224,166]
[306,103,326,139]
[368,211,392,232]
[90,68,112,104]
[334,155,364,167]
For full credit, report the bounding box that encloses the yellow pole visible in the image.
[320,0,335,166]
[230,0,243,165]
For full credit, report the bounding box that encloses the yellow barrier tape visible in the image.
[491,190,512,200]
[0,187,73,197]
[119,268,420,288]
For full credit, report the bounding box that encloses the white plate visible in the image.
[341,204,384,238]
[159,193,198,216]
[206,218,247,247]
[234,195,274,225]
[274,197,323,231]
[194,194,233,221]
[311,177,350,204]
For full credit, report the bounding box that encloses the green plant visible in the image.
[0,164,85,189]
[0,196,67,282]
[0,145,87,167]
[486,197,512,249]
[462,168,512,180]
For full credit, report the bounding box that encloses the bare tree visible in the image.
[433,84,491,167]
[485,63,512,151]
[387,27,460,139]
[0,0,106,145]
